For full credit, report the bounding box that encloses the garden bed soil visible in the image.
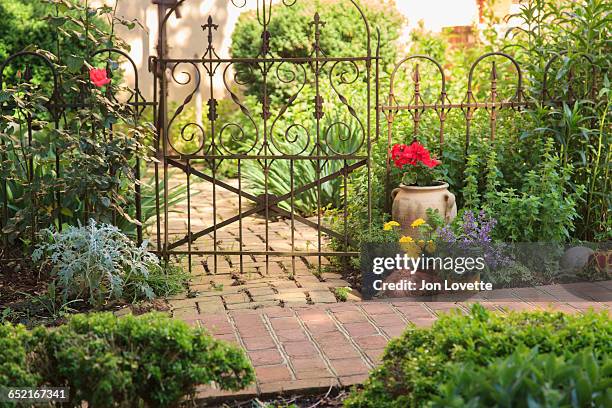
[0,246,49,305]
[1,246,171,326]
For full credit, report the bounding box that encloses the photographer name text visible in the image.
[373,279,493,291]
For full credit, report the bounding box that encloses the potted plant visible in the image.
[389,140,456,237]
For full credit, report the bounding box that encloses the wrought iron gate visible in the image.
[152,0,378,275]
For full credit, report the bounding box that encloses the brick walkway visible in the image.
[150,176,358,313]
[181,281,611,403]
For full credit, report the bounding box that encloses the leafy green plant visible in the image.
[431,348,612,407]
[0,322,39,388]
[32,220,185,307]
[506,0,611,240]
[480,259,536,288]
[0,0,150,245]
[0,0,113,84]
[333,286,351,302]
[462,139,583,242]
[29,281,82,321]
[2,312,254,407]
[345,304,611,408]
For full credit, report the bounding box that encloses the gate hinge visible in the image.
[207,98,218,121]
[261,30,271,55]
[314,95,324,119]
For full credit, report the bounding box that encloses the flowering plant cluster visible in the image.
[390,141,443,186]
[436,210,511,270]
[383,209,445,258]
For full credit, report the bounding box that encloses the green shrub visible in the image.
[431,348,612,407]
[508,0,611,240]
[0,0,109,83]
[32,220,187,307]
[345,305,612,408]
[1,313,254,407]
[462,139,584,242]
[0,323,39,388]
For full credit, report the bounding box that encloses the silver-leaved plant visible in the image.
[33,219,162,307]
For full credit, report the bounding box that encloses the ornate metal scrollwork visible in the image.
[218,62,259,154]
[327,60,366,155]
[269,62,309,155]
[166,62,209,155]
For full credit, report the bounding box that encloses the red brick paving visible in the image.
[190,281,611,402]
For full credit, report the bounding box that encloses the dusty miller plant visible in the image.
[32,219,163,307]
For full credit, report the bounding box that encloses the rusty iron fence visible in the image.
[381,50,598,210]
[0,0,598,275]
[382,51,597,148]
[0,48,150,250]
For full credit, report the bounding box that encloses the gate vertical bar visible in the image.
[186,160,192,274]
[313,12,324,276]
[156,1,170,260]
[238,159,243,274]
[290,159,295,276]
[152,56,162,252]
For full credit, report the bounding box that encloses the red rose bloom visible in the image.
[89,68,111,87]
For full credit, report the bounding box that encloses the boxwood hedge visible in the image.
[0,312,254,407]
[345,304,611,407]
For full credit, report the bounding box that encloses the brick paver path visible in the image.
[149,175,358,313]
[179,280,611,403]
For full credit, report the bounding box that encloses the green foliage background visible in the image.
[230,0,402,101]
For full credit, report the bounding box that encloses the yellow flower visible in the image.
[417,239,425,247]
[399,236,420,255]
[404,245,421,259]
[426,240,436,253]
[411,218,426,228]
[383,221,400,231]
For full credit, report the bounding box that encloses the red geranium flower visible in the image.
[89,68,111,87]
[390,141,440,168]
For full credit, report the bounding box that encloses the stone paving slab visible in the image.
[182,281,611,403]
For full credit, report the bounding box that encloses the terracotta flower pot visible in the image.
[391,182,457,237]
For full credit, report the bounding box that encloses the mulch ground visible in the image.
[0,246,49,305]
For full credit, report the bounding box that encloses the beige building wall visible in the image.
[89,0,513,103]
